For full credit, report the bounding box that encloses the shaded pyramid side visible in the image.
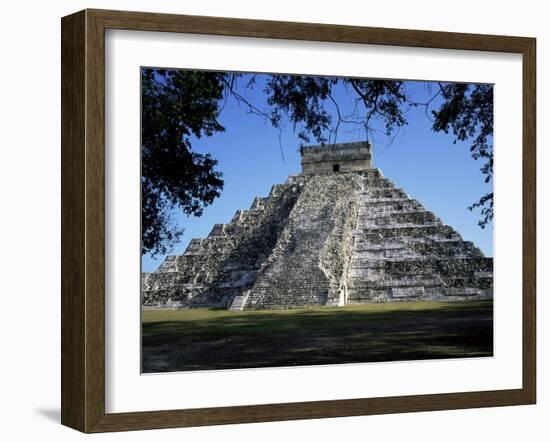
[346,169,493,303]
[142,175,309,309]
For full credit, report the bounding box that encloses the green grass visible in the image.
[142,301,493,373]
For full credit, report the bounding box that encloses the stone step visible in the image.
[155,255,179,271]
[357,205,425,218]
[355,225,462,241]
[183,239,205,256]
[357,180,395,190]
[228,291,251,311]
[348,256,492,273]
[348,274,492,291]
[358,199,422,209]
[347,285,493,302]
[360,188,408,200]
[351,241,484,261]
[250,197,267,210]
[357,211,440,228]
[349,273,442,287]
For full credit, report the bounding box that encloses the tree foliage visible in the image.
[141,69,226,256]
[264,76,407,144]
[431,83,493,228]
[142,69,493,256]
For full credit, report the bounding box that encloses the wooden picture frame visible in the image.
[61,8,536,433]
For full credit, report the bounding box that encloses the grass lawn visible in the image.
[142,300,493,373]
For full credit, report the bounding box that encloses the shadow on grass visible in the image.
[142,301,493,373]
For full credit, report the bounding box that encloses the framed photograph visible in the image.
[61,9,536,433]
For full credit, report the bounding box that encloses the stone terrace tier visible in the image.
[346,169,492,303]
[142,167,492,310]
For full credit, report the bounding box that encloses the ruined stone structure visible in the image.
[142,141,493,310]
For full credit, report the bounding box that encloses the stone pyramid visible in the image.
[142,141,493,310]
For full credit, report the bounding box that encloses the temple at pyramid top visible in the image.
[300,141,373,174]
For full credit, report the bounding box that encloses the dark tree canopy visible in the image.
[431,83,493,228]
[141,69,493,256]
[141,69,226,256]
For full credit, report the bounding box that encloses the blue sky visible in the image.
[142,73,493,272]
